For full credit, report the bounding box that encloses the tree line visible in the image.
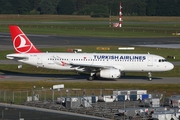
[0,0,180,16]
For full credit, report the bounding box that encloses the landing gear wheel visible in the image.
[148,72,152,81]
[88,76,94,81]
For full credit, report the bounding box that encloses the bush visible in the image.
[90,13,109,18]
[29,9,40,15]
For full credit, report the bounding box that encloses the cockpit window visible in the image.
[158,59,167,62]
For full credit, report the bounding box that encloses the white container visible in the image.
[56,97,65,104]
[130,90,147,95]
[66,97,81,108]
[33,94,39,101]
[27,96,32,102]
[81,96,92,107]
[152,112,176,120]
[114,90,147,95]
[104,95,116,102]
[113,90,130,95]
[171,98,180,108]
[118,108,138,117]
[144,98,160,107]
[98,95,116,102]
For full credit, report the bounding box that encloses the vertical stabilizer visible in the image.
[9,25,41,53]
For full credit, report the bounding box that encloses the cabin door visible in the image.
[147,55,153,66]
[37,55,43,67]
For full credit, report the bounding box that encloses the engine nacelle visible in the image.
[100,68,121,79]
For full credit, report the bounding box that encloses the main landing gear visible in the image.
[148,72,152,81]
[88,76,94,81]
[88,72,96,81]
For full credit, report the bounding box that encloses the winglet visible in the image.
[9,25,41,53]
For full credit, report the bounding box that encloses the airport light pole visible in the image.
[66,89,69,97]
[32,86,36,101]
[44,88,46,101]
[0,91,1,101]
[163,91,166,106]
[50,88,54,102]
[4,90,6,102]
[83,88,86,95]
[20,90,21,103]
[58,88,61,97]
[12,91,14,103]
[42,87,46,101]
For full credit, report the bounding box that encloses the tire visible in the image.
[149,77,152,81]
[88,76,94,81]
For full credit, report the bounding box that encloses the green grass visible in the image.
[0,20,180,38]
[0,15,180,22]
[0,25,173,38]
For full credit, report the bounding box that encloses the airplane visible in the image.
[6,25,174,81]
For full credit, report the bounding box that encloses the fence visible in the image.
[0,89,114,104]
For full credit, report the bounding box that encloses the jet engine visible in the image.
[100,68,121,79]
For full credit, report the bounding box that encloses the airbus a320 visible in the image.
[6,26,174,81]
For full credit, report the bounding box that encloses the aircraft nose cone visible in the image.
[169,63,174,70]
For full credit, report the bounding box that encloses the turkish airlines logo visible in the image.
[61,61,66,66]
[13,34,32,53]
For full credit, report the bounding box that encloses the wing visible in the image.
[69,63,113,69]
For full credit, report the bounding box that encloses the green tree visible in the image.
[51,0,60,14]
[57,0,76,15]
[39,0,58,14]
[0,0,7,13]
[168,0,180,16]
[137,0,148,16]
[146,0,157,16]
[121,0,134,16]
[15,0,30,14]
[0,0,30,14]
[75,0,87,11]
[77,4,109,17]
[155,0,180,16]
[28,0,41,10]
[28,0,41,14]
[1,0,180,16]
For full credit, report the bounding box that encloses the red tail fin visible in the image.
[9,25,41,53]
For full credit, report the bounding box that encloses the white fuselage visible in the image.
[6,52,174,72]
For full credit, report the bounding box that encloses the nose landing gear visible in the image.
[148,72,152,81]
[88,72,96,81]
